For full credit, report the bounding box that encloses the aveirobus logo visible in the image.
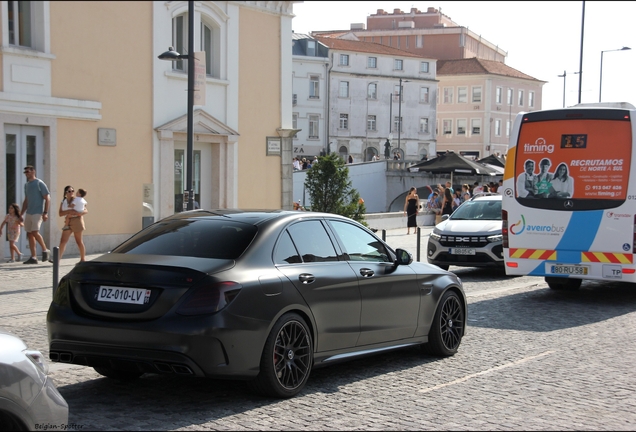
[510,214,565,235]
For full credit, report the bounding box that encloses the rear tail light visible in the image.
[502,210,509,248]
[176,281,241,316]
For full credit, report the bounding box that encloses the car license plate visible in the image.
[451,248,476,255]
[98,286,150,304]
[547,264,589,276]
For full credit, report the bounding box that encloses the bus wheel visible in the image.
[545,277,582,291]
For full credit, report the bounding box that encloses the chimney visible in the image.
[376,9,384,14]
[393,8,402,14]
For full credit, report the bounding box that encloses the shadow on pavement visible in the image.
[468,279,636,332]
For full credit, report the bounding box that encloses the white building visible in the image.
[315,36,437,162]
[291,33,330,159]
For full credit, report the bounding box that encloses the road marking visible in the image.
[418,351,554,393]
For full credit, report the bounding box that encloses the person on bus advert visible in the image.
[517,159,538,197]
[536,158,553,198]
[549,163,574,198]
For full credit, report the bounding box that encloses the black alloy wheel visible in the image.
[250,313,313,398]
[422,290,465,356]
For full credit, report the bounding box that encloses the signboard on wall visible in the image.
[266,137,281,156]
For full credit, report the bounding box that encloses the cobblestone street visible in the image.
[2,228,636,430]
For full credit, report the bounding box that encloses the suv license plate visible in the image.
[451,248,476,255]
[98,286,150,304]
[548,264,589,276]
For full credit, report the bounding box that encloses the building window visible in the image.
[471,119,482,135]
[506,120,511,137]
[340,114,349,129]
[292,94,297,105]
[367,115,376,131]
[394,84,401,97]
[416,35,423,48]
[518,90,524,106]
[472,86,482,103]
[496,87,503,104]
[368,83,377,99]
[457,119,467,135]
[529,91,535,108]
[309,115,319,138]
[419,118,429,133]
[309,75,319,99]
[394,116,403,132]
[367,57,377,68]
[420,87,429,103]
[339,54,349,66]
[443,119,452,135]
[420,61,429,73]
[458,87,468,103]
[507,88,513,105]
[8,0,32,47]
[307,40,316,56]
[394,59,403,70]
[339,81,349,98]
[201,20,220,78]
[292,113,298,130]
[495,119,501,137]
[443,87,454,104]
[172,15,187,71]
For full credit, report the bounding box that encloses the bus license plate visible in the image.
[98,286,150,304]
[451,248,476,255]
[548,264,589,276]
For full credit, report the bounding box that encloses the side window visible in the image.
[328,221,391,262]
[273,230,301,265]
[287,221,338,262]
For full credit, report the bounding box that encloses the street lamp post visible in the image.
[397,78,409,152]
[599,46,631,102]
[557,70,580,108]
[158,0,195,211]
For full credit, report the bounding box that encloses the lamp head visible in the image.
[158,47,183,61]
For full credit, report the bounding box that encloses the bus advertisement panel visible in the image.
[502,105,636,289]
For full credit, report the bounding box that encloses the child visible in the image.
[62,188,87,231]
[0,203,24,262]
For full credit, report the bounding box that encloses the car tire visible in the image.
[422,290,465,356]
[93,366,143,380]
[249,313,313,398]
[545,277,582,291]
[0,410,28,431]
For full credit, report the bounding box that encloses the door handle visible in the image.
[360,268,374,277]
[299,273,315,284]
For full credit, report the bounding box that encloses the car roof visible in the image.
[159,209,356,226]
[469,193,502,201]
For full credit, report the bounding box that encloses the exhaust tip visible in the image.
[59,352,72,363]
[171,364,193,375]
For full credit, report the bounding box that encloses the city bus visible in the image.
[501,102,636,290]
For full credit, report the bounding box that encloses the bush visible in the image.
[304,153,366,225]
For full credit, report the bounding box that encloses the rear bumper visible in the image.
[47,303,267,379]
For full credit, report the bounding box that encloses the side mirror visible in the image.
[395,248,413,265]
[441,214,450,221]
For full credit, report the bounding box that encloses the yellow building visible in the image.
[1,1,296,260]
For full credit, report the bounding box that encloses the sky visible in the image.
[291,1,636,111]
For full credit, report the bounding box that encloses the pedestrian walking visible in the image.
[20,166,50,264]
[0,203,24,262]
[57,185,88,263]
[403,187,419,235]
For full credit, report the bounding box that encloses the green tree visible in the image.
[304,153,366,224]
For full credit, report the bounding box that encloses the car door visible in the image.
[326,220,420,346]
[275,220,361,352]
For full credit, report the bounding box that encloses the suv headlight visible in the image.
[430,232,441,241]
[487,234,503,243]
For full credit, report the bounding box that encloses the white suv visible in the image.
[427,194,503,270]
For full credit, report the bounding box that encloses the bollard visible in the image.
[381,229,386,242]
[416,227,421,261]
[52,247,59,299]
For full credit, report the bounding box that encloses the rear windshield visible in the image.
[451,200,502,220]
[112,219,257,259]
[513,109,631,210]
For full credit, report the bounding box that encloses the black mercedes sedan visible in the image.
[47,210,466,398]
